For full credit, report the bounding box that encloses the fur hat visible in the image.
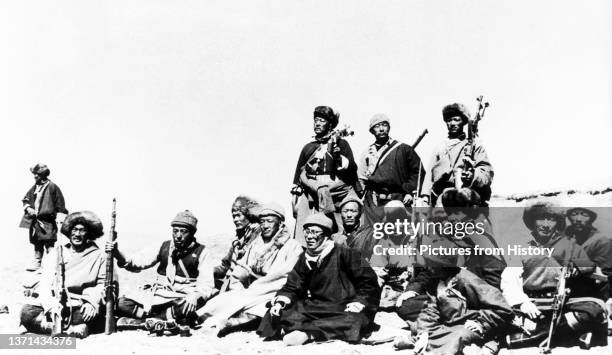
[61,211,104,239]
[30,163,50,177]
[314,106,339,129]
[440,188,482,219]
[258,202,285,221]
[522,202,566,231]
[171,210,198,232]
[369,113,391,132]
[303,213,333,233]
[442,103,470,123]
[339,192,363,209]
[566,207,597,223]
[232,195,261,223]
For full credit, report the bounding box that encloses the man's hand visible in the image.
[25,207,36,217]
[344,302,365,313]
[80,302,97,322]
[519,300,541,319]
[395,291,418,308]
[270,296,290,316]
[402,194,413,206]
[182,293,200,315]
[461,169,474,185]
[415,196,429,208]
[104,240,116,253]
[464,320,483,334]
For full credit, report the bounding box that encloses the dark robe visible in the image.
[361,140,424,199]
[293,137,358,187]
[415,268,513,355]
[360,140,424,226]
[331,223,375,261]
[20,181,67,243]
[258,245,381,343]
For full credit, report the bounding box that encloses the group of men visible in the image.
[16,102,612,354]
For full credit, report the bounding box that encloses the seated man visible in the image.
[214,195,261,290]
[369,200,414,310]
[331,193,375,260]
[197,203,303,335]
[394,263,513,355]
[20,211,109,338]
[258,213,381,346]
[106,210,217,328]
[501,202,608,349]
[565,207,612,298]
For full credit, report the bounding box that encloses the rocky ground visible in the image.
[1,190,611,354]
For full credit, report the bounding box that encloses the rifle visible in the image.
[539,264,573,353]
[455,96,490,190]
[104,198,117,334]
[411,128,428,205]
[51,245,71,335]
[328,124,355,180]
[412,128,428,150]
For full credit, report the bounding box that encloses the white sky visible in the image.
[1,0,611,247]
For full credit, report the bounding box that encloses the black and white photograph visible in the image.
[1,1,611,354]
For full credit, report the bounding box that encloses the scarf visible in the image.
[304,239,335,270]
[251,226,291,275]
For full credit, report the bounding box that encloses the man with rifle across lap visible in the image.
[20,211,110,338]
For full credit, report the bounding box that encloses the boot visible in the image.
[25,250,43,272]
[65,324,89,339]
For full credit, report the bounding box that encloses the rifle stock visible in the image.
[52,245,70,335]
[104,198,117,334]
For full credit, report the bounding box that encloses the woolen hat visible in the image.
[303,213,334,232]
[61,211,104,239]
[369,113,391,131]
[339,193,363,208]
[171,210,198,232]
[258,202,285,221]
[442,103,470,123]
[30,163,50,177]
[566,207,597,223]
[522,202,566,231]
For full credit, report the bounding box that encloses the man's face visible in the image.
[172,226,193,248]
[446,210,468,223]
[534,216,558,240]
[371,122,390,141]
[232,210,250,231]
[70,224,87,248]
[445,116,465,135]
[568,210,593,232]
[33,173,43,184]
[303,225,326,251]
[341,202,361,228]
[260,215,281,238]
[313,117,331,136]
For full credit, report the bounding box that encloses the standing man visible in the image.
[291,106,358,243]
[420,103,494,207]
[20,163,68,271]
[359,114,424,217]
